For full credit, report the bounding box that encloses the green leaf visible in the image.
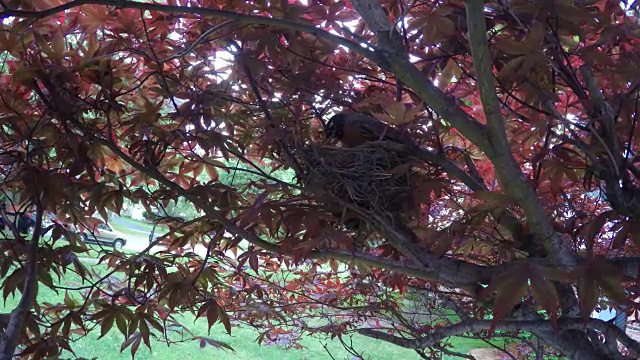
[116,313,128,337]
[99,313,115,339]
[577,277,600,317]
[218,307,232,335]
[484,264,530,320]
[597,275,629,305]
[530,271,560,325]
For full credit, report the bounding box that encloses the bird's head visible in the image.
[325,113,346,139]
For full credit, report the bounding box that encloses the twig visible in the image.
[320,341,338,360]
[162,20,238,63]
[227,40,305,178]
[435,344,476,359]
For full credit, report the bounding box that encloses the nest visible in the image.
[298,142,424,219]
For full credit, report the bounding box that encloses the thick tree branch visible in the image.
[365,211,488,292]
[578,66,640,220]
[358,318,639,359]
[348,0,492,153]
[0,199,44,358]
[350,0,577,268]
[607,256,640,278]
[466,0,508,151]
[463,0,577,267]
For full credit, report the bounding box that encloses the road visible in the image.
[121,232,211,257]
[106,215,243,259]
[108,216,212,258]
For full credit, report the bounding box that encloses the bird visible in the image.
[325,112,416,148]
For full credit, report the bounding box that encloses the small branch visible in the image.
[462,152,485,186]
[191,228,221,286]
[320,342,338,360]
[625,91,639,159]
[580,65,623,176]
[163,20,238,63]
[229,41,304,177]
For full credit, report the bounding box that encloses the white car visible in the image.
[79,223,128,249]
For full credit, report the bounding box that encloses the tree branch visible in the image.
[415,148,525,245]
[358,318,640,359]
[0,198,44,358]
[435,344,476,360]
[0,0,385,67]
[463,0,577,267]
[348,0,492,153]
[607,256,640,278]
[349,0,577,267]
[22,74,495,301]
[466,0,508,152]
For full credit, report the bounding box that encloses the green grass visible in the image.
[61,315,497,360]
[111,218,170,241]
[68,322,411,360]
[115,217,169,233]
[0,261,502,360]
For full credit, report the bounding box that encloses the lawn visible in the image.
[113,217,169,234]
[110,224,152,239]
[0,262,502,360]
[65,321,501,360]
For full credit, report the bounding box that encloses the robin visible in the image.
[325,112,416,148]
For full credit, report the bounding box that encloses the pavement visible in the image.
[467,348,504,359]
[116,230,208,257]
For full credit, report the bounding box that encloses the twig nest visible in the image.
[298,141,431,218]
